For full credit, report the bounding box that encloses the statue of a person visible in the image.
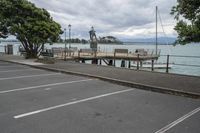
[89,26,98,51]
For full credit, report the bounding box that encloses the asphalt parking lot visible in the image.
[0,61,199,133]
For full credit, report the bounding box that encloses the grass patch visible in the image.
[35,57,55,64]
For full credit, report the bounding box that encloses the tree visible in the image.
[171,0,200,45]
[0,0,63,58]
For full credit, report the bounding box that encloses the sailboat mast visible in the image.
[156,6,158,55]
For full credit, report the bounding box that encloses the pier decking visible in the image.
[51,49,159,68]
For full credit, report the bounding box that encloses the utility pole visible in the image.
[68,24,71,56]
[64,28,67,61]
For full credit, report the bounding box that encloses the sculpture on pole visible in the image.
[89,26,98,52]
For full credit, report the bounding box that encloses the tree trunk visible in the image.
[20,40,39,59]
[25,51,38,59]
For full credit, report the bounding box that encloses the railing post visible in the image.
[128,60,131,68]
[137,54,139,70]
[121,60,125,67]
[99,59,102,65]
[114,52,116,66]
[151,60,154,71]
[166,55,169,73]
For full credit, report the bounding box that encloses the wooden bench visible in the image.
[78,48,94,57]
[114,49,128,56]
[135,49,148,56]
[40,51,53,57]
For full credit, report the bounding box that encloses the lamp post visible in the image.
[64,28,67,61]
[68,24,71,56]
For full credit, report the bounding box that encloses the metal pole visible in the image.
[156,6,158,56]
[68,24,71,56]
[137,54,139,70]
[128,60,131,68]
[64,28,66,61]
[151,60,154,71]
[166,55,169,73]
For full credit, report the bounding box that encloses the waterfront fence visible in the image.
[160,55,200,74]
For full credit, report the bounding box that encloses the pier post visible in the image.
[114,52,116,66]
[108,60,113,66]
[166,55,169,73]
[82,59,85,63]
[121,60,125,67]
[92,59,98,64]
[137,54,140,70]
[151,60,154,71]
[99,59,102,65]
[128,60,131,68]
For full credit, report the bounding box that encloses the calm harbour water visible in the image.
[0,42,200,77]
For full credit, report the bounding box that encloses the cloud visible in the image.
[30,0,177,40]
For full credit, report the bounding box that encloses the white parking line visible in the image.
[155,107,200,133]
[0,73,60,81]
[14,88,134,119]
[0,79,93,94]
[44,88,52,91]
[0,65,26,68]
[0,69,37,73]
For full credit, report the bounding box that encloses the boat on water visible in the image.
[131,6,173,70]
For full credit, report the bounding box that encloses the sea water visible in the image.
[0,42,200,76]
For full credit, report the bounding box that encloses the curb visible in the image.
[1,59,200,99]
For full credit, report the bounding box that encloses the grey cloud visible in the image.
[30,0,177,39]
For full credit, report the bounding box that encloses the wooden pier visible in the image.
[52,48,159,68]
[45,48,160,70]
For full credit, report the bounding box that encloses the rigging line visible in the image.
[157,9,171,55]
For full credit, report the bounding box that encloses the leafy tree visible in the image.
[0,0,63,58]
[171,0,200,45]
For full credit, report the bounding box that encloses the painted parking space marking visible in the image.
[44,88,52,91]
[0,79,93,94]
[0,73,60,81]
[155,107,200,133]
[14,88,134,119]
[0,65,27,68]
[0,69,39,73]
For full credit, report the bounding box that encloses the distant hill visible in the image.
[122,37,176,44]
[98,36,123,44]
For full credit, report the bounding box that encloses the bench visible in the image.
[114,49,128,56]
[40,51,53,57]
[78,48,94,56]
[135,49,148,56]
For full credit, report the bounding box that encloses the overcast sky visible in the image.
[30,0,178,40]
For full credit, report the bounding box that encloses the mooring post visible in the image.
[121,60,125,67]
[137,54,139,70]
[108,60,113,66]
[99,59,102,65]
[114,52,116,66]
[128,60,131,68]
[82,59,85,63]
[92,59,98,64]
[166,55,169,73]
[151,60,154,71]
